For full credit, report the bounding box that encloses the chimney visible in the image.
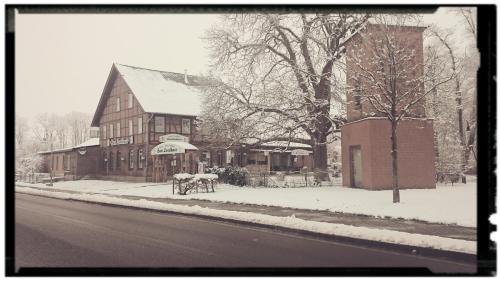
[184,69,189,84]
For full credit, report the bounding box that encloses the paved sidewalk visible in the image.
[16,184,476,241]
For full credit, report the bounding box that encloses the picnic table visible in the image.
[173,173,218,195]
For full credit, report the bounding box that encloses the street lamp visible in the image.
[42,136,54,187]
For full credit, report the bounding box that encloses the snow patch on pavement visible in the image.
[16,186,476,255]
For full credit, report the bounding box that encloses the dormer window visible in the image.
[116,97,121,112]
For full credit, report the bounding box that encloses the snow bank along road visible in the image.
[15,193,475,274]
[17,177,477,227]
[14,186,476,255]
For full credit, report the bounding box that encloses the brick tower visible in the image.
[341,24,436,190]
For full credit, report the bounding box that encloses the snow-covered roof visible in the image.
[92,63,214,126]
[37,147,73,154]
[115,64,208,117]
[74,138,100,148]
[260,141,312,149]
[38,138,100,154]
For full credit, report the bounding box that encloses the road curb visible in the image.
[15,188,476,265]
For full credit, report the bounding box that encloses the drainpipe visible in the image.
[145,113,154,182]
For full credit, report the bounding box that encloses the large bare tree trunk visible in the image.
[391,121,400,203]
[312,134,329,181]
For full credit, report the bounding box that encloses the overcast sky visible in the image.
[15,7,474,122]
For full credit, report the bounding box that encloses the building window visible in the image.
[138,117,143,134]
[102,125,107,139]
[65,155,70,171]
[128,93,133,108]
[116,122,121,137]
[129,119,133,136]
[138,149,144,169]
[116,97,121,112]
[182,118,191,134]
[353,79,362,111]
[109,124,114,138]
[129,150,135,169]
[155,116,165,133]
[116,151,121,169]
[354,94,362,110]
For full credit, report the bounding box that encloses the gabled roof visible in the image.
[91,63,213,126]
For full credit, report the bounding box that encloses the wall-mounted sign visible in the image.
[159,134,188,143]
[78,147,87,155]
[151,143,185,155]
[291,149,311,156]
[108,136,133,146]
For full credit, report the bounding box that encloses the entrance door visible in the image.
[350,146,362,187]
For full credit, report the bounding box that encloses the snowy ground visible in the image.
[15,186,476,254]
[16,176,476,227]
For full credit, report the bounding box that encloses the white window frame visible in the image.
[116,122,121,137]
[129,150,134,169]
[138,149,144,169]
[129,119,133,136]
[128,93,133,108]
[155,116,165,133]
[138,117,143,134]
[116,97,121,112]
[109,124,114,138]
[182,118,191,134]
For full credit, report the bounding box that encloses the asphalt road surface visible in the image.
[14,193,476,274]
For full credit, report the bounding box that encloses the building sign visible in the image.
[151,143,185,155]
[291,149,311,156]
[78,147,87,155]
[108,136,134,146]
[159,134,188,143]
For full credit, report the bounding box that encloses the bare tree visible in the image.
[65,111,92,146]
[204,13,369,180]
[15,114,29,147]
[458,7,478,172]
[427,8,478,175]
[428,27,468,182]
[348,15,454,202]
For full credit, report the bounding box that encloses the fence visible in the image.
[245,171,327,188]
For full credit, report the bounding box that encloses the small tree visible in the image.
[348,15,454,203]
[16,154,43,182]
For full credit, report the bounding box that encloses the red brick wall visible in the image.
[341,118,436,189]
[345,24,426,122]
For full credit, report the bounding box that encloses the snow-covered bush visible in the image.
[16,154,43,182]
[207,166,248,186]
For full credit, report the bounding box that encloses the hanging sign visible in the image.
[291,149,311,156]
[159,134,188,143]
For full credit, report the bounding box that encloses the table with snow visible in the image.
[173,173,219,195]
